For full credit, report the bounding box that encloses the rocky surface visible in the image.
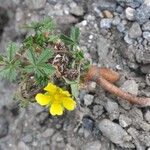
[0,0,150,149]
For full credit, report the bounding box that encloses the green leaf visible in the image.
[70,27,80,44]
[27,49,36,65]
[37,48,53,64]
[6,42,17,61]
[0,55,3,62]
[70,83,79,99]
[48,35,59,43]
[60,34,74,45]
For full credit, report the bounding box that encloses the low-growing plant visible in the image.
[0,18,90,115]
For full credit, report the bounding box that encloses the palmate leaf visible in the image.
[0,60,20,81]
[27,49,36,65]
[70,27,80,44]
[6,42,17,62]
[37,48,53,64]
[60,34,74,45]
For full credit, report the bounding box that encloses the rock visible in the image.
[22,134,33,143]
[112,16,121,25]
[144,110,150,123]
[18,141,30,150]
[97,35,111,65]
[42,128,54,138]
[125,7,135,21]
[143,31,150,41]
[87,82,96,92]
[93,105,104,117]
[103,10,113,18]
[83,94,94,106]
[129,22,142,39]
[117,23,125,32]
[105,100,119,120]
[70,3,84,16]
[139,132,150,147]
[135,1,150,24]
[142,21,150,31]
[0,116,9,138]
[97,0,117,11]
[25,0,46,10]
[119,114,132,128]
[124,34,133,44]
[100,18,112,29]
[82,116,95,131]
[82,141,101,150]
[121,80,139,95]
[98,119,134,147]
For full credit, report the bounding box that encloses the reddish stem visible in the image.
[86,66,150,107]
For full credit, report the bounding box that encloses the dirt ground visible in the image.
[0,0,150,150]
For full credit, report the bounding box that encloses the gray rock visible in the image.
[142,21,150,31]
[117,23,125,32]
[121,79,139,95]
[81,141,101,150]
[18,141,30,150]
[25,0,46,10]
[0,116,9,138]
[42,128,54,138]
[139,132,150,147]
[143,31,150,41]
[97,0,117,11]
[124,34,133,44]
[70,3,84,16]
[112,16,121,25]
[125,7,135,21]
[93,105,104,117]
[100,18,112,29]
[135,1,150,24]
[119,114,132,127]
[83,94,94,106]
[105,100,119,120]
[98,119,134,147]
[129,22,142,39]
[22,134,33,143]
[144,110,150,123]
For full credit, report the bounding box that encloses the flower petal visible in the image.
[60,89,71,97]
[50,103,63,115]
[44,83,57,93]
[62,97,76,111]
[35,93,51,106]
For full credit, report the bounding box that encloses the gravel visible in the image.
[100,18,112,29]
[129,22,142,39]
[125,7,135,21]
[142,21,150,31]
[83,94,94,106]
[143,31,150,41]
[81,141,101,150]
[0,116,9,138]
[98,119,134,148]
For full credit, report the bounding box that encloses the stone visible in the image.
[124,34,133,44]
[98,119,134,147]
[42,128,54,138]
[93,105,104,117]
[117,23,125,32]
[70,4,84,16]
[22,134,33,143]
[121,80,139,95]
[139,132,150,147]
[129,22,142,39]
[143,31,150,41]
[144,110,150,123]
[119,114,132,127]
[112,16,121,25]
[82,116,95,131]
[135,1,150,24]
[18,142,30,150]
[82,141,101,150]
[103,10,113,18]
[98,0,117,11]
[125,7,135,21]
[0,116,9,138]
[142,21,150,31]
[83,94,94,106]
[25,0,46,10]
[100,18,112,29]
[105,100,119,120]
[87,82,96,92]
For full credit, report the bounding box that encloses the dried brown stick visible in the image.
[86,66,150,107]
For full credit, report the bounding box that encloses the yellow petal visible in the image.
[50,103,63,115]
[44,83,57,93]
[35,93,51,106]
[62,97,76,111]
[60,89,71,97]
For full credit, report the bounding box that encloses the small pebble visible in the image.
[83,94,94,106]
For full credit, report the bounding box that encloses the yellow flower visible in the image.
[35,83,76,116]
